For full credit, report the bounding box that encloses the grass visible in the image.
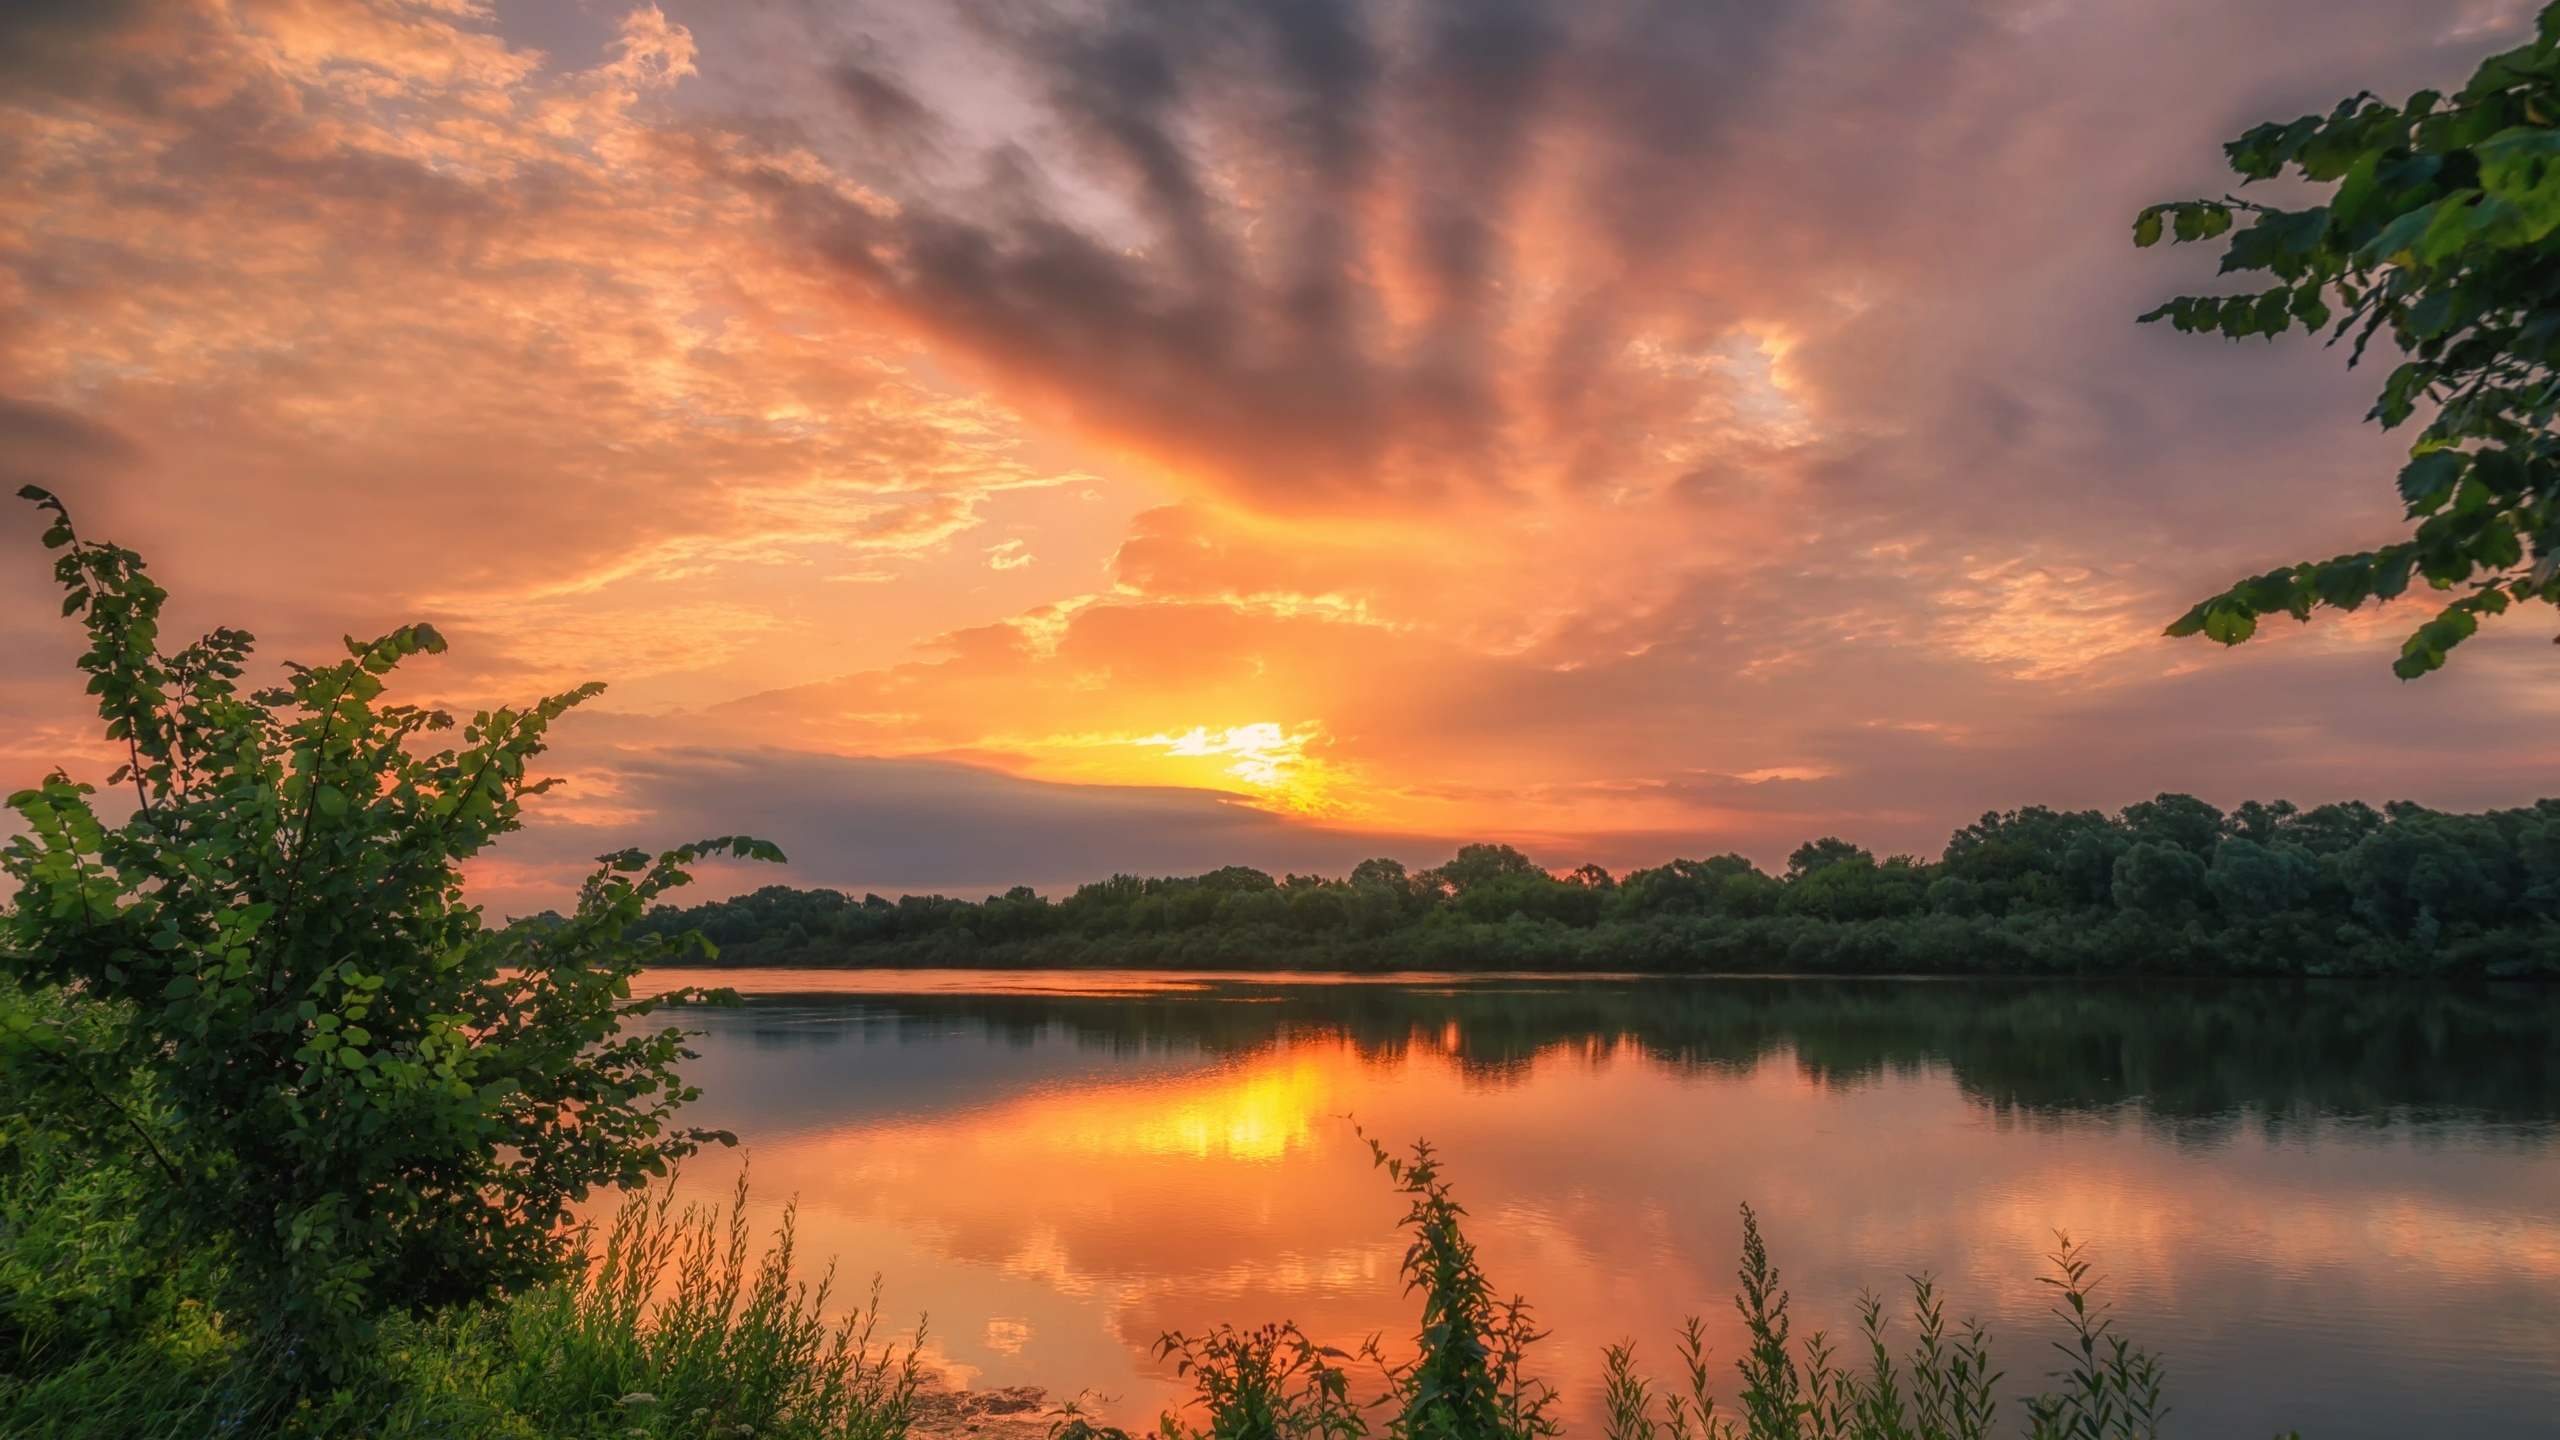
[0,1162,919,1440]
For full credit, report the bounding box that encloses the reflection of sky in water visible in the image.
[645,972,2560,1439]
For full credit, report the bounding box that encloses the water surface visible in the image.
[645,971,2560,1439]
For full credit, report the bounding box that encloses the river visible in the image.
[639,970,2560,1438]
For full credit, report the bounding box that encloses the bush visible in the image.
[0,1152,919,1440]
[1,487,779,1377]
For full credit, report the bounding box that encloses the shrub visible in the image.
[0,1157,919,1440]
[0,487,777,1377]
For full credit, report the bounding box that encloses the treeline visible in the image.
[625,794,2560,976]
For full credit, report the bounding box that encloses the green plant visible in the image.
[1902,1280,1997,1440]
[1731,1207,1802,1439]
[2019,1240,2162,1440]
[1047,1393,1139,1440]
[1623,1222,2158,1440]
[0,486,778,1377]
[503,1168,921,1440]
[0,1149,919,1440]
[1157,1322,1372,1440]
[1155,1138,1560,1440]
[2137,2,2560,675]
[1601,1341,1656,1440]
[1158,1140,2195,1440]
[1621,1321,1736,1440]
[1368,1138,1562,1440]
[1841,1295,1914,1440]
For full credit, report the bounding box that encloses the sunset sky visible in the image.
[3,0,2554,912]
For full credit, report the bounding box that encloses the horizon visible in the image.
[5,0,2554,915]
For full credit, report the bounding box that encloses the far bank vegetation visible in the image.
[630,795,2560,977]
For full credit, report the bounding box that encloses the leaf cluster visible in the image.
[2137,4,2560,674]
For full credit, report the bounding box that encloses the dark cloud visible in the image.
[492,745,1455,911]
[735,0,1758,503]
[0,394,139,476]
[0,0,153,91]
[714,0,2512,550]
[830,57,936,145]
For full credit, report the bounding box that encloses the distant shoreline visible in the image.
[621,905,2558,980]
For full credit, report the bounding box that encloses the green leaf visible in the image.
[2361,202,2439,263]
[2291,290,2332,333]
[2396,450,2467,512]
[2406,289,2455,339]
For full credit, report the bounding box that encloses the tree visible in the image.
[1784,837,1870,880]
[0,487,777,1376]
[2136,5,2560,676]
[1432,843,1541,894]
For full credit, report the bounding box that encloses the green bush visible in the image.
[0,1151,919,1440]
[1,486,779,1377]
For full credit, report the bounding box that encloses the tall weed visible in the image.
[1155,1144,2191,1440]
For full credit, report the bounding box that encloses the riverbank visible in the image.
[632,902,2560,977]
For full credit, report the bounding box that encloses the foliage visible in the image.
[1157,1324,1372,1440]
[1154,1144,2206,1440]
[2018,1242,2160,1440]
[0,1146,919,1440]
[0,487,779,1375]
[1601,1321,1734,1440]
[499,1171,920,1440]
[1153,1138,1562,1440]
[626,792,2560,976]
[1367,1139,1561,1440]
[2136,2,2560,675]
[1614,1221,2150,1440]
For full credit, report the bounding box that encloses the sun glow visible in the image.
[1128,722,1359,816]
[960,721,1358,817]
[1135,723,1308,789]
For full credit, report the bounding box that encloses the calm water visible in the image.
[641,971,2560,1438]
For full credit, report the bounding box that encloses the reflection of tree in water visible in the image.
[704,980,2560,1133]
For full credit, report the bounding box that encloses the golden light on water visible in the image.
[672,1012,2560,1437]
[1038,1050,1339,1162]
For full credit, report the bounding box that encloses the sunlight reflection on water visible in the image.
[632,972,2560,1440]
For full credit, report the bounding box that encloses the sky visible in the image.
[2,0,2555,913]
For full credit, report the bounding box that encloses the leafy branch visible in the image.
[2137,6,2560,675]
